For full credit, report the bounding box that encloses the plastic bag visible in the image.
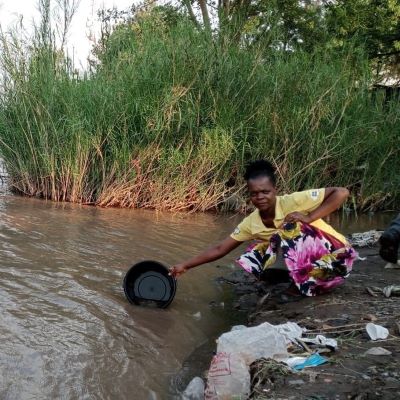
[204,322,290,399]
[204,352,249,400]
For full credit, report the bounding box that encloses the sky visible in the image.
[0,0,135,68]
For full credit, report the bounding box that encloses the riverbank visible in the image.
[182,244,400,399]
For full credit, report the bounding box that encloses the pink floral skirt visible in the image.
[236,222,358,296]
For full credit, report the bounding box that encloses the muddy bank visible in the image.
[216,245,400,399]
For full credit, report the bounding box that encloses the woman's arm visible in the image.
[169,236,242,277]
[285,187,349,224]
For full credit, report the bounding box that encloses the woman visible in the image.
[170,160,357,297]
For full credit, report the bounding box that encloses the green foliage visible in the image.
[0,8,399,211]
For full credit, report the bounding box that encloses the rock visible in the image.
[234,293,259,311]
[288,379,305,385]
[364,347,392,356]
[192,312,201,320]
[182,377,205,400]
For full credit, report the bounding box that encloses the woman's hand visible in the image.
[169,263,188,278]
[284,212,312,224]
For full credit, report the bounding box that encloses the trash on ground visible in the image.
[366,323,389,340]
[182,377,205,400]
[204,322,335,399]
[364,347,392,356]
[205,351,251,400]
[301,335,338,350]
[288,353,328,371]
[384,261,400,269]
[365,285,400,298]
[348,230,382,247]
[382,285,400,297]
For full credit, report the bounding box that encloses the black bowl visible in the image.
[123,260,177,308]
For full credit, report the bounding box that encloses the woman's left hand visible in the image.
[284,212,312,224]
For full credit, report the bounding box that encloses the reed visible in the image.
[0,12,399,212]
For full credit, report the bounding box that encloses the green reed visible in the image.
[0,14,399,212]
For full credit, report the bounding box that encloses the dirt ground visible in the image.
[220,245,400,400]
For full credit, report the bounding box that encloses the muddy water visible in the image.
[0,195,245,399]
[0,192,396,399]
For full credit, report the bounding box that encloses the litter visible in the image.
[348,230,382,247]
[301,335,338,350]
[290,353,328,371]
[366,323,389,340]
[182,377,205,400]
[365,285,400,298]
[204,322,335,399]
[384,261,400,269]
[382,285,400,298]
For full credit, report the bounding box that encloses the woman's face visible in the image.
[247,176,277,212]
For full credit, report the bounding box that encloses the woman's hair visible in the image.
[244,159,276,185]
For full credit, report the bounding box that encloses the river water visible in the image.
[0,192,396,399]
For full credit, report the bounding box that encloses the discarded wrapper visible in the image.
[366,323,389,341]
[302,335,338,350]
[384,261,400,269]
[286,353,328,371]
[382,285,400,298]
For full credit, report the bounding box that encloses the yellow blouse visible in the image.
[230,188,347,244]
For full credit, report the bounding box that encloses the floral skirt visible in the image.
[236,222,358,296]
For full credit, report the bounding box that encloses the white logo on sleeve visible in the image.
[233,227,240,235]
[310,190,320,200]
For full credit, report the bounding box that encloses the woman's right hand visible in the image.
[169,263,188,278]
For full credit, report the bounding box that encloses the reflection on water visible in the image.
[0,192,396,399]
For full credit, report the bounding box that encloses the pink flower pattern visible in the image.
[236,222,358,296]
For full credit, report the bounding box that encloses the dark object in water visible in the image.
[123,260,177,308]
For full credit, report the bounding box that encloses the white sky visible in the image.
[0,0,135,68]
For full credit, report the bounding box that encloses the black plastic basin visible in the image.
[123,260,177,308]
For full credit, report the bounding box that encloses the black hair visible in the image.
[244,159,276,185]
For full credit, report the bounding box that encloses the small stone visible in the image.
[288,379,305,385]
[192,312,201,320]
[364,347,392,356]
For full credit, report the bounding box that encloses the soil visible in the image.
[220,245,400,400]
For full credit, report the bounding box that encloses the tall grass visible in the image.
[0,11,399,212]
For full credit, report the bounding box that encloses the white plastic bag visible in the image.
[204,322,289,399]
[216,322,289,363]
[205,352,249,400]
[366,323,389,340]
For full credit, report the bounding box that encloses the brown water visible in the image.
[0,194,246,399]
[0,192,396,399]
